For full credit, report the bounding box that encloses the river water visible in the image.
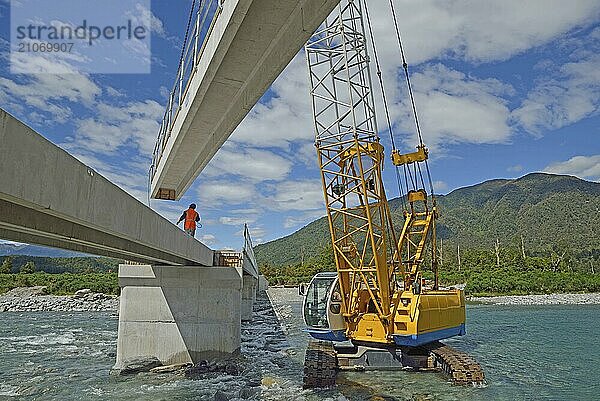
[0,289,598,401]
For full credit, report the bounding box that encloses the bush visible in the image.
[0,272,119,295]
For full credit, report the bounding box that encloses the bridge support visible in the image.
[258,275,269,292]
[241,274,257,321]
[114,264,242,370]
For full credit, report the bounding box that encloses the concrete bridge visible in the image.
[150,0,338,200]
[0,0,342,370]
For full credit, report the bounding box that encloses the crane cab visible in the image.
[301,272,346,342]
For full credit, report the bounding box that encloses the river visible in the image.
[0,288,597,401]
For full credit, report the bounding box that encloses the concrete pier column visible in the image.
[114,264,242,370]
[241,274,257,321]
[258,275,268,292]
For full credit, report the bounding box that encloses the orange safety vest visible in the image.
[184,208,199,230]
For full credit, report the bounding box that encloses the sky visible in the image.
[0,0,599,250]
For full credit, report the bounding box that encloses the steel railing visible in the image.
[150,0,225,183]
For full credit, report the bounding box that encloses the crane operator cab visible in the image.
[301,272,347,342]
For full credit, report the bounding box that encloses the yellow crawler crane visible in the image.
[301,0,483,387]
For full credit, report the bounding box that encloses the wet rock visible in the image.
[113,356,162,375]
[185,356,246,379]
[239,386,261,399]
[150,362,192,373]
[213,390,230,401]
[186,360,210,376]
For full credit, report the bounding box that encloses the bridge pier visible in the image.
[114,264,242,370]
[241,274,257,321]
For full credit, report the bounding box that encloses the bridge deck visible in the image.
[0,109,213,266]
[150,0,339,200]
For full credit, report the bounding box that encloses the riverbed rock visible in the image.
[239,386,261,399]
[150,362,192,373]
[3,286,48,297]
[185,356,246,379]
[0,293,119,312]
[114,356,163,375]
[73,288,92,298]
[213,390,230,401]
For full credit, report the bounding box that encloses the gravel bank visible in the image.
[468,293,600,305]
[0,288,119,312]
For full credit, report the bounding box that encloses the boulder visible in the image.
[3,286,48,297]
[150,362,192,374]
[113,356,162,375]
[73,289,92,298]
[213,390,230,401]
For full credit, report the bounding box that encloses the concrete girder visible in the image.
[0,108,213,266]
[151,0,340,199]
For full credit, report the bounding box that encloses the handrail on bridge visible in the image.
[150,0,225,184]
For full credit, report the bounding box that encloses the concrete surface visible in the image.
[114,264,242,369]
[258,275,269,292]
[241,274,257,321]
[151,0,340,199]
[0,108,213,266]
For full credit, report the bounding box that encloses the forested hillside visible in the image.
[256,173,600,267]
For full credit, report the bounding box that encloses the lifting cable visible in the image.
[362,0,407,212]
[387,0,436,198]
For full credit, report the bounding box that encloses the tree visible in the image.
[20,261,35,274]
[0,257,12,274]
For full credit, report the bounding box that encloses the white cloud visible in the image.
[229,55,313,149]
[204,145,293,182]
[237,226,267,244]
[283,210,326,229]
[394,64,513,148]
[71,99,163,154]
[198,233,217,246]
[0,56,100,123]
[128,3,166,37]
[513,54,600,134]
[198,180,256,206]
[544,155,600,181]
[265,179,324,212]
[432,180,448,193]
[219,216,256,226]
[369,0,600,64]
[507,164,524,173]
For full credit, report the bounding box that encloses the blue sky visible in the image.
[0,1,599,250]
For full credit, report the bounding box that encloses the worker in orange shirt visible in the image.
[177,203,200,237]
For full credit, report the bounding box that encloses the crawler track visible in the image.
[303,340,485,388]
[303,340,337,388]
[425,341,485,385]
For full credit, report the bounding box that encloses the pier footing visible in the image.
[113,264,242,370]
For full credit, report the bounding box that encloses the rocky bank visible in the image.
[0,287,119,312]
[468,292,600,305]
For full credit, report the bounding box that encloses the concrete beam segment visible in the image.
[151,0,340,199]
[0,109,213,266]
[242,254,258,278]
[115,264,242,368]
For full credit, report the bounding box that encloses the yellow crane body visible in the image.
[302,0,483,387]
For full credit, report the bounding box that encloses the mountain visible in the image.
[255,173,600,267]
[0,243,88,258]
